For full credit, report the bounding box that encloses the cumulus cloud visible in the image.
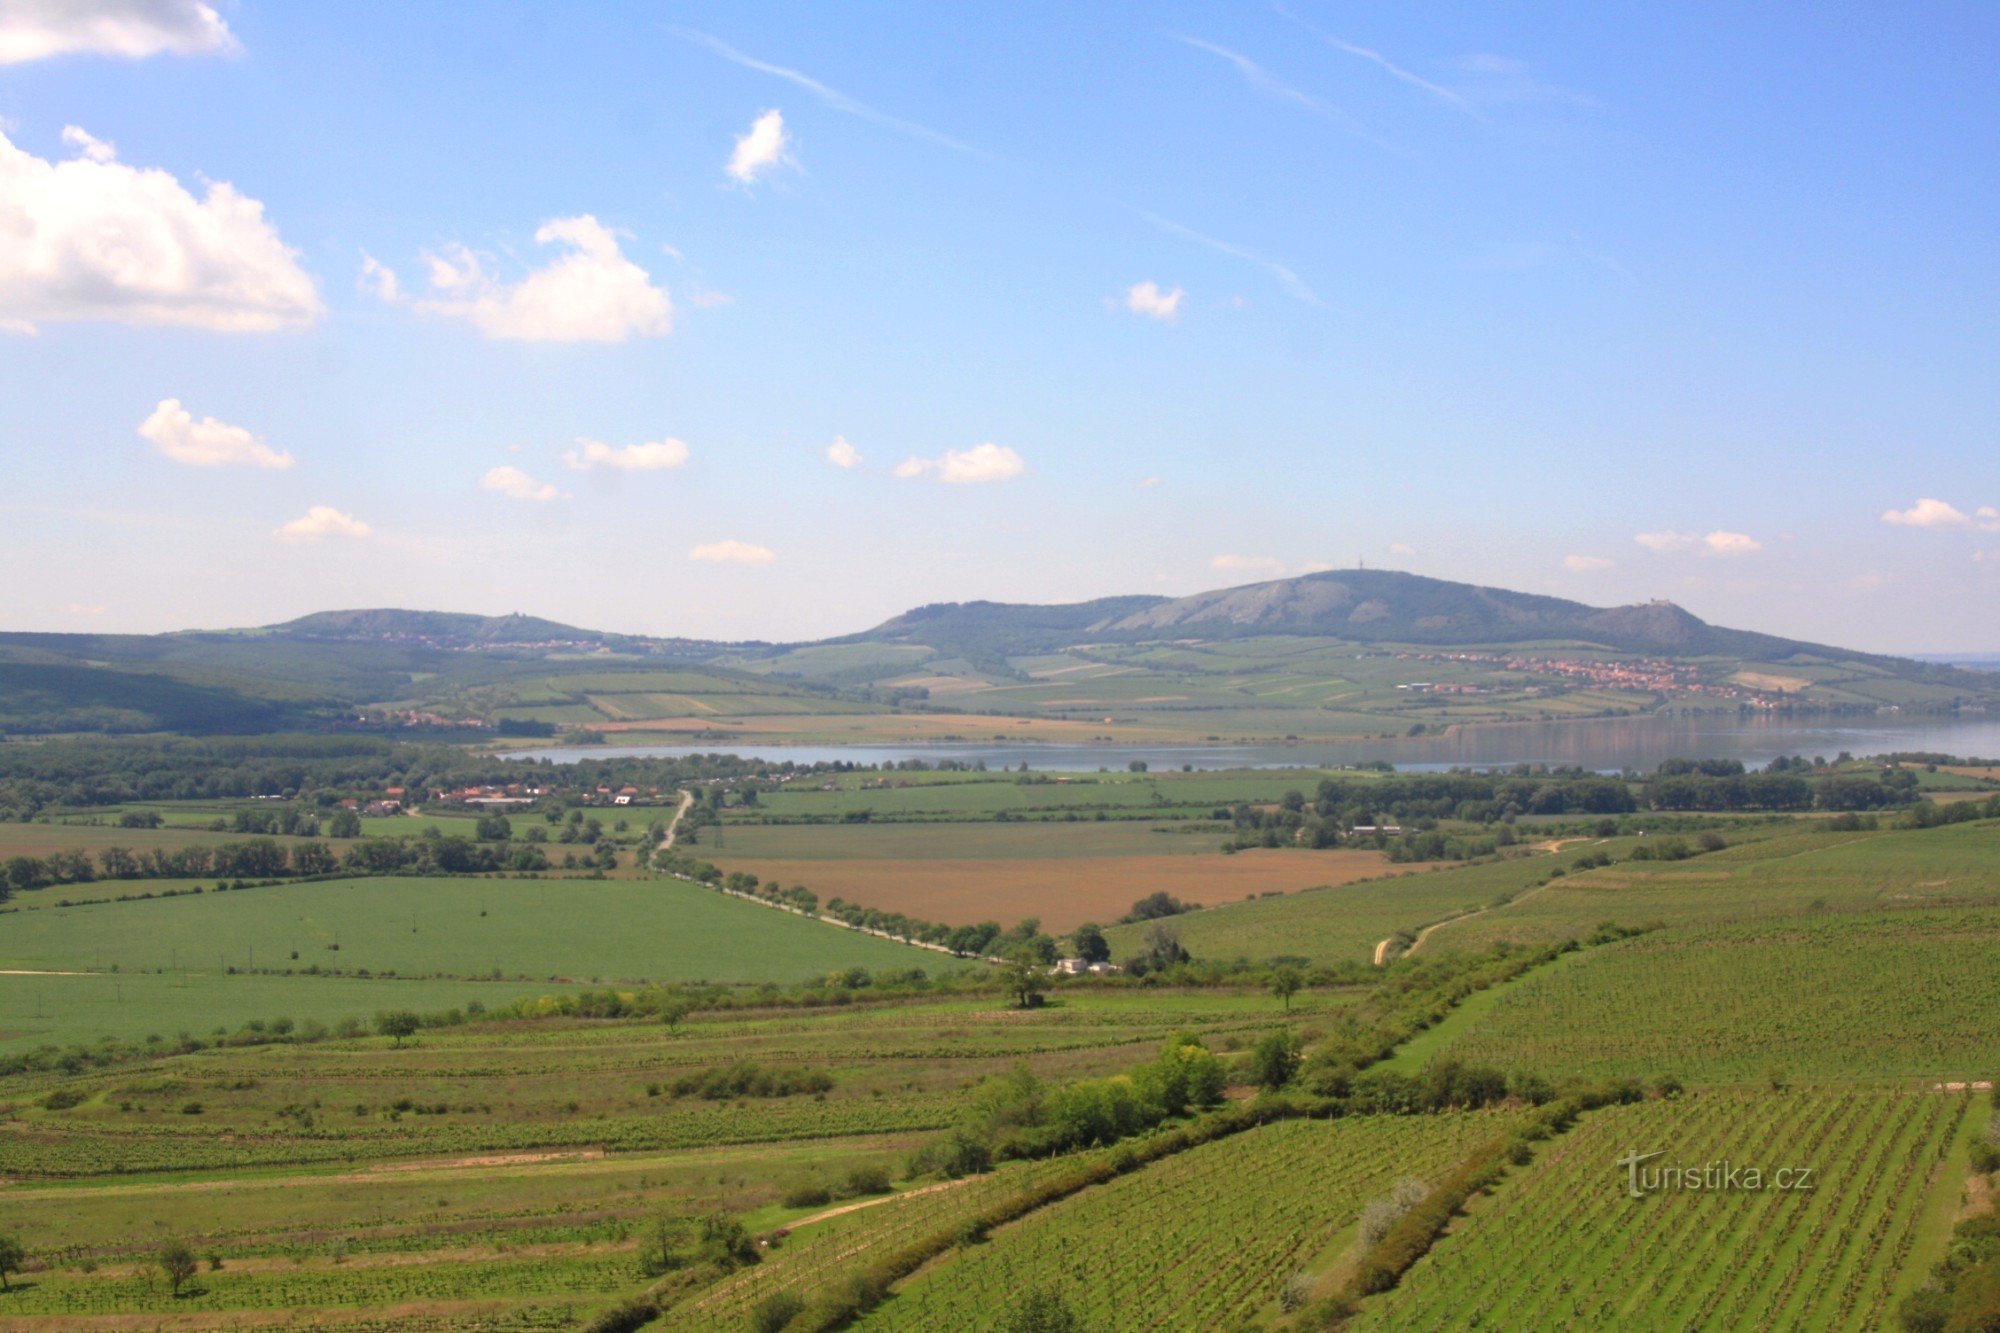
[0,125,322,332]
[561,437,689,472]
[1881,497,2000,532]
[358,252,403,302]
[689,539,776,565]
[1564,554,1614,572]
[825,436,861,469]
[1702,531,1762,556]
[1387,543,1417,557]
[1635,530,1762,557]
[1125,280,1184,322]
[137,398,292,469]
[892,442,1025,485]
[373,215,671,343]
[1212,554,1285,576]
[727,109,793,184]
[0,0,238,64]
[276,506,370,543]
[480,465,565,502]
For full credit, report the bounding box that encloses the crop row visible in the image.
[1353,1087,1970,1330]
[860,1112,1518,1330]
[2,1098,952,1177]
[0,1249,637,1316]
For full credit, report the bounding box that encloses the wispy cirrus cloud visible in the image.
[676,29,980,157]
[1273,8,1477,117]
[1169,34,1381,146]
[1140,211,1323,308]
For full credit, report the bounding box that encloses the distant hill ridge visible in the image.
[841,569,1897,665]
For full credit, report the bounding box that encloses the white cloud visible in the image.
[689,539,777,565]
[381,215,671,343]
[1135,475,1161,489]
[137,398,292,469]
[59,125,116,163]
[561,437,689,472]
[1881,497,2000,532]
[1212,554,1285,576]
[826,436,861,469]
[480,465,565,502]
[727,109,793,184]
[1387,543,1417,557]
[1564,554,1614,572]
[1635,529,1762,557]
[893,442,1025,485]
[67,601,107,616]
[0,125,322,332]
[358,252,403,302]
[276,506,371,543]
[1703,531,1762,556]
[0,0,238,64]
[1124,280,1184,322]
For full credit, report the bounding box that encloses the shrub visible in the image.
[781,1183,832,1210]
[842,1165,892,1197]
[751,1291,806,1333]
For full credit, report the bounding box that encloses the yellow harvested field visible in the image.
[709,848,1426,933]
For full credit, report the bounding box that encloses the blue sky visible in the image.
[1,1,1995,650]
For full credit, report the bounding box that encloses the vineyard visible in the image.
[859,1113,1522,1330]
[1425,819,2000,954]
[1436,907,2000,1081]
[1353,1087,1976,1331]
[665,1154,1115,1327]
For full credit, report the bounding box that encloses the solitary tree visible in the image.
[0,1234,24,1291]
[375,1010,422,1047]
[1271,966,1304,1012]
[1000,949,1049,1010]
[1069,923,1111,965]
[157,1240,197,1297]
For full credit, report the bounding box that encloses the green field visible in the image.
[1421,819,2000,953]
[1436,907,2000,1082]
[862,1113,1523,1331]
[1101,846,1590,967]
[1354,1087,1977,1331]
[0,970,593,1054]
[0,875,944,988]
